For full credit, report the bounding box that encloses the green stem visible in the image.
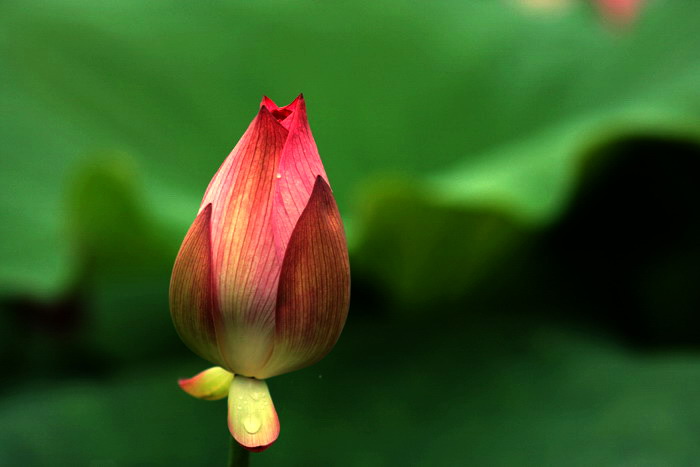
[228,437,250,467]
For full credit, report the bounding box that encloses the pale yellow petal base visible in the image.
[227,376,280,452]
[178,366,233,401]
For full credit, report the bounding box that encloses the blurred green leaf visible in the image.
[352,179,530,308]
[65,156,182,361]
[66,154,175,275]
[2,0,700,297]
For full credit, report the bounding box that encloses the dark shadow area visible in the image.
[543,136,700,348]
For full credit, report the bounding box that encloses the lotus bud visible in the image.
[170,95,350,451]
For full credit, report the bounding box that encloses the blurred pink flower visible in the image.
[594,0,644,25]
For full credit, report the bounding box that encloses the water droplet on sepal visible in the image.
[243,415,262,434]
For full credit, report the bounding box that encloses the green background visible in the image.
[2,0,700,465]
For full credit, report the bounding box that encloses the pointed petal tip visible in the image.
[260,95,278,110]
[280,94,305,121]
[261,94,304,112]
[199,202,212,215]
[312,174,333,195]
[291,93,306,112]
[255,103,288,131]
[257,103,274,117]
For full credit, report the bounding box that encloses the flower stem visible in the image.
[228,437,250,467]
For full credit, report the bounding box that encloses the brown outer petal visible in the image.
[258,176,350,379]
[169,204,225,367]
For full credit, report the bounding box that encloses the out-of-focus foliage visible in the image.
[2,0,700,465]
[3,0,700,296]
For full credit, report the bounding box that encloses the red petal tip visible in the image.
[257,104,286,127]
[260,95,278,110]
[242,442,274,453]
[258,104,273,116]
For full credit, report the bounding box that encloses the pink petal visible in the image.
[595,0,643,25]
[228,376,280,452]
[200,106,288,376]
[169,204,226,367]
[261,95,301,130]
[178,366,233,401]
[260,96,279,112]
[259,177,350,379]
[272,94,329,261]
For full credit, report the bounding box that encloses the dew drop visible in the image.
[243,416,262,434]
[275,173,282,179]
[251,392,260,401]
